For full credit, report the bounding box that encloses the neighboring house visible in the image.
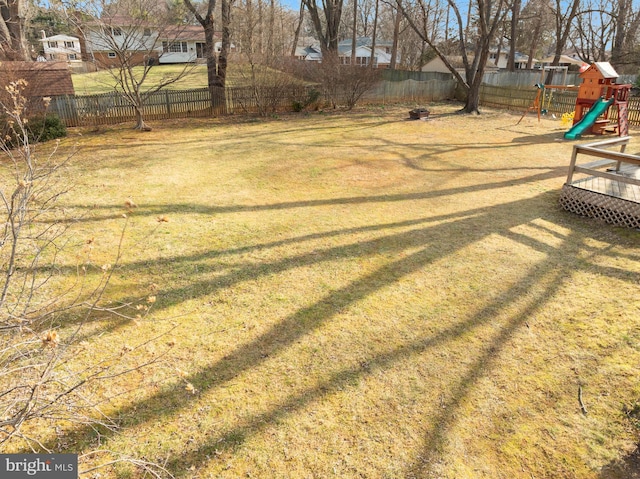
[158,25,234,64]
[40,33,82,62]
[294,37,394,67]
[80,17,232,67]
[338,37,393,68]
[539,54,588,68]
[80,17,161,67]
[294,45,322,62]
[421,55,499,75]
[488,49,537,69]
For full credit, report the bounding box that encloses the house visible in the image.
[488,49,537,69]
[294,45,322,62]
[159,25,235,64]
[294,37,394,67]
[421,55,499,74]
[539,54,588,69]
[337,37,393,68]
[39,33,82,62]
[79,15,232,68]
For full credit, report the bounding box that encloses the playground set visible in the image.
[550,62,639,228]
[564,62,631,140]
[518,62,632,141]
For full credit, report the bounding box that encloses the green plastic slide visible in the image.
[564,97,615,140]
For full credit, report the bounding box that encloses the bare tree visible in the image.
[610,0,640,71]
[0,80,173,471]
[506,0,521,71]
[70,0,196,130]
[303,0,344,55]
[398,0,508,112]
[570,0,615,62]
[516,0,555,69]
[548,0,581,65]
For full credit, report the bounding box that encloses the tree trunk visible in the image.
[369,0,378,67]
[218,0,232,88]
[134,107,152,131]
[506,0,521,71]
[463,73,483,113]
[0,0,31,61]
[304,0,343,55]
[351,0,357,64]
[204,21,222,89]
[389,8,401,69]
[291,2,304,57]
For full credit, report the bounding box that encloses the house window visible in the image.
[67,53,77,60]
[356,56,370,66]
[112,27,122,36]
[108,52,116,58]
[64,41,74,48]
[143,28,151,37]
[489,53,497,60]
[162,41,188,53]
[48,41,58,48]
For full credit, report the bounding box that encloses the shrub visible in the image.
[292,88,321,112]
[27,113,67,143]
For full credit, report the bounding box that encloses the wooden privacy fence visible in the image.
[479,84,640,126]
[364,78,457,103]
[49,79,458,127]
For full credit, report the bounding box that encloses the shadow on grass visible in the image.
[599,445,640,479]
[58,165,566,224]
[34,186,638,476]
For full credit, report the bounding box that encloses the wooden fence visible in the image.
[50,79,458,127]
[47,80,640,128]
[479,84,640,127]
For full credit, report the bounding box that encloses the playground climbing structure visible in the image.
[564,62,631,140]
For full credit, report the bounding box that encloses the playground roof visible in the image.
[587,62,618,79]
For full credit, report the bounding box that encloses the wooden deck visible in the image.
[560,137,640,228]
[570,163,640,202]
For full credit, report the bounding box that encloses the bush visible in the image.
[27,113,67,143]
[292,88,321,112]
[1,113,66,148]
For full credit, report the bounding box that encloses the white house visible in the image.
[294,45,322,62]
[40,33,82,62]
[488,49,537,69]
[81,20,233,67]
[338,38,394,68]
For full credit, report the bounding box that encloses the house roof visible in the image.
[161,25,209,42]
[41,34,79,42]
[295,45,322,60]
[539,54,586,66]
[0,61,75,97]
[428,55,499,71]
[338,37,393,50]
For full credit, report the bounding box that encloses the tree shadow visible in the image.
[599,445,640,479]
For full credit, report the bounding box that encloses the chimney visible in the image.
[41,30,47,39]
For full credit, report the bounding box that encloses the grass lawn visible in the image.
[10,104,640,478]
[71,64,301,95]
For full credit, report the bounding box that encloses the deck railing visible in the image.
[560,136,640,228]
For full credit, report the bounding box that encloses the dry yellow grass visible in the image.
[9,104,640,478]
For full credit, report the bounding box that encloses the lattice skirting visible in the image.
[560,184,640,229]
